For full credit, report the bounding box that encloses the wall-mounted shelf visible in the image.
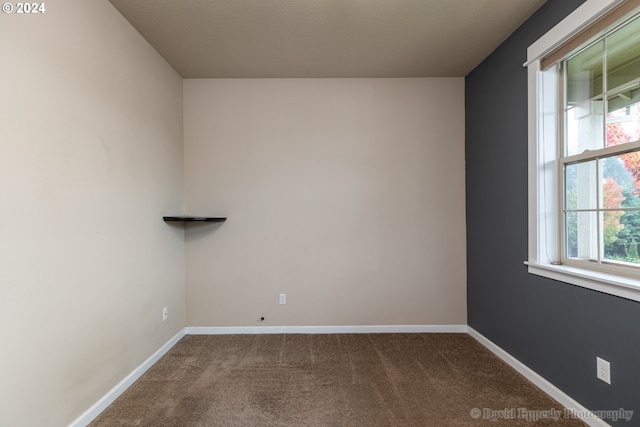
[163,216,227,223]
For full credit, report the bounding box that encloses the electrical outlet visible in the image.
[162,306,168,322]
[596,357,611,384]
[279,293,286,305]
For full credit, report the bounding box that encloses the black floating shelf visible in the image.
[163,216,227,223]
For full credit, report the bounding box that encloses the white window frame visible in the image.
[526,0,640,303]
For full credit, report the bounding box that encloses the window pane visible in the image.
[620,209,640,263]
[606,16,640,91]
[567,99,604,155]
[601,153,640,205]
[602,208,625,260]
[567,40,603,104]
[602,210,640,265]
[565,211,597,260]
[601,152,640,265]
[606,91,640,147]
[566,41,604,156]
[601,156,630,208]
[565,161,598,210]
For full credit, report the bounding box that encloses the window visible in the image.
[526,0,640,302]
[562,14,640,270]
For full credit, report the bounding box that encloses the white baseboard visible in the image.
[186,324,468,335]
[467,327,610,427]
[68,328,186,427]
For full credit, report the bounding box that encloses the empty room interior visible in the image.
[2,0,640,425]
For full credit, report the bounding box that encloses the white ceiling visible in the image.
[108,0,547,78]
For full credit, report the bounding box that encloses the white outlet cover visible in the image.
[279,293,286,304]
[596,357,611,385]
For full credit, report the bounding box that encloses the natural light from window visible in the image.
[526,0,640,303]
[561,14,640,271]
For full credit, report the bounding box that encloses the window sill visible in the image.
[525,261,640,303]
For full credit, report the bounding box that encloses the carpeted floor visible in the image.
[90,333,586,426]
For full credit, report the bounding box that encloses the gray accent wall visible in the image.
[465,0,640,424]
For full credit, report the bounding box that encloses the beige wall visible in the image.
[184,78,466,327]
[1,6,467,422]
[0,2,184,426]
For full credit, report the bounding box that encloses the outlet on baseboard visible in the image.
[596,356,611,384]
[162,306,168,322]
[279,293,286,305]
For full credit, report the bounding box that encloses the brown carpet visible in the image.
[90,334,586,426]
